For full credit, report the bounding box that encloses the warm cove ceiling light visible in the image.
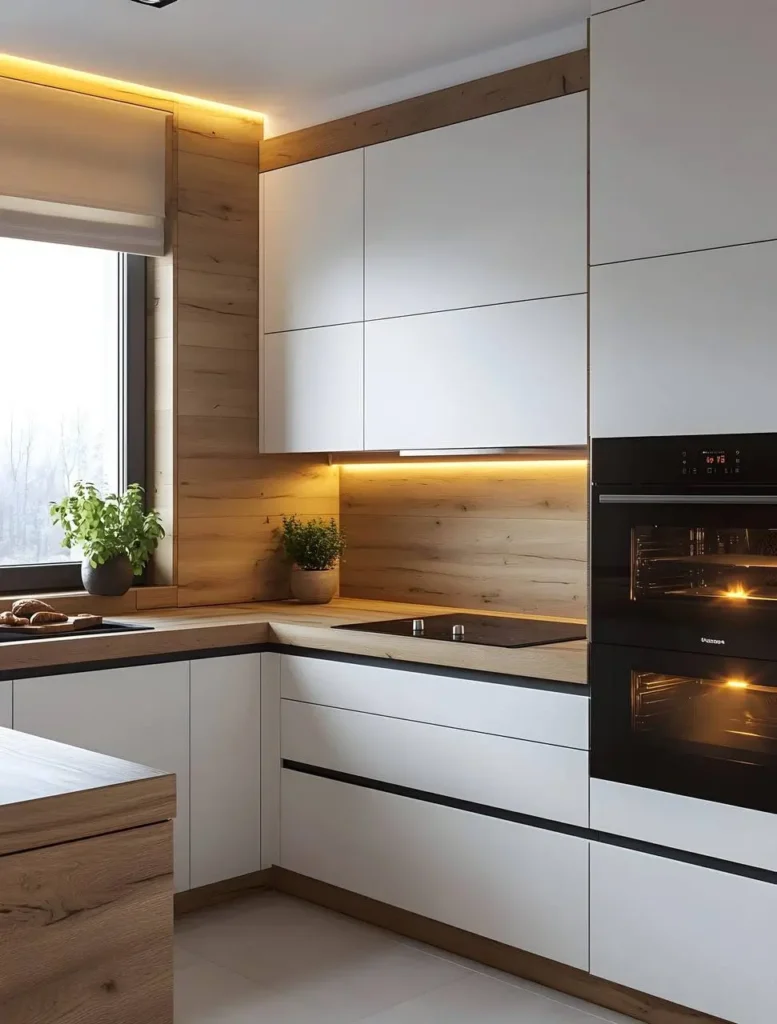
[131,0,180,7]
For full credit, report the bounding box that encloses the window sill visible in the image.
[0,586,178,617]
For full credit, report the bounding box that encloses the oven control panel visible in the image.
[682,447,741,477]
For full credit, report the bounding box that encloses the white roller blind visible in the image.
[0,77,169,256]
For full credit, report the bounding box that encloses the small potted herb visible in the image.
[280,515,345,604]
[50,482,165,597]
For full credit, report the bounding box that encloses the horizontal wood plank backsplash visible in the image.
[340,461,588,619]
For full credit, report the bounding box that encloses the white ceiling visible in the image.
[0,0,589,135]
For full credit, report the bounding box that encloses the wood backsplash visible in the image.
[339,460,588,620]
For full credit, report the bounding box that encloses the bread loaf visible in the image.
[0,612,30,627]
[29,611,69,625]
[12,598,55,618]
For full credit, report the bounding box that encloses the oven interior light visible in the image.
[723,584,749,600]
[724,679,749,690]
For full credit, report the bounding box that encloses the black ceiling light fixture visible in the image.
[130,0,180,8]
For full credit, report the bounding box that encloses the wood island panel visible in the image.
[0,727,176,856]
[0,822,173,1024]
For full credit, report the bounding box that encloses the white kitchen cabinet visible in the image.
[281,655,589,750]
[365,295,587,450]
[190,654,262,889]
[365,94,586,320]
[590,241,777,438]
[282,700,588,826]
[263,322,364,453]
[590,843,777,1024]
[259,652,281,869]
[0,681,10,728]
[263,149,364,333]
[13,663,191,890]
[590,0,777,264]
[281,769,590,970]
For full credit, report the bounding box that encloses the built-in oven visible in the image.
[590,433,777,817]
[590,643,777,816]
[591,434,777,661]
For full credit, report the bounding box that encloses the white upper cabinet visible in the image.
[590,241,777,438]
[365,295,587,450]
[263,322,364,452]
[590,0,777,265]
[263,149,364,333]
[365,94,587,320]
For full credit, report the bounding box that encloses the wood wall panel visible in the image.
[261,50,589,171]
[340,462,588,618]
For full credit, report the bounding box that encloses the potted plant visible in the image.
[280,515,345,605]
[50,482,165,597]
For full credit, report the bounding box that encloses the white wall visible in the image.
[264,23,588,136]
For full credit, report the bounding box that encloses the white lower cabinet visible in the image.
[13,663,191,890]
[281,700,588,827]
[590,843,777,1024]
[0,681,11,728]
[280,768,590,970]
[190,654,262,889]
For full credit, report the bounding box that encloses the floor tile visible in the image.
[359,971,620,1023]
[175,958,269,1024]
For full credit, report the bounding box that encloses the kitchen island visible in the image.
[0,726,175,1023]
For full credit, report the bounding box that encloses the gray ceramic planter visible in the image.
[81,554,134,597]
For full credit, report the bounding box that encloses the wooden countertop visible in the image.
[0,598,588,686]
[0,726,176,856]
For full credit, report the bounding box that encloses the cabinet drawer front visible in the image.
[590,843,777,1024]
[281,655,588,750]
[281,769,589,970]
[282,700,588,826]
[364,296,587,451]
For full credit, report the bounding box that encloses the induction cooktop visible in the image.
[334,613,586,648]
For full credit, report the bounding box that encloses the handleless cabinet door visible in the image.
[13,663,191,890]
[263,149,364,333]
[590,241,777,438]
[365,295,587,451]
[263,322,364,452]
[0,682,10,728]
[190,654,262,888]
[365,93,587,320]
[590,843,777,1024]
[591,0,777,264]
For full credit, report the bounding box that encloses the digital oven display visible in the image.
[682,448,741,477]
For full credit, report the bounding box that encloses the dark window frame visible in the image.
[0,252,147,595]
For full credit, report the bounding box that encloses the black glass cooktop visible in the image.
[334,613,586,648]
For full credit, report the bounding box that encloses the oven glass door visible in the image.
[590,644,777,815]
[591,487,777,658]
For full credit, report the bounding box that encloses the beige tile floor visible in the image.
[175,892,639,1023]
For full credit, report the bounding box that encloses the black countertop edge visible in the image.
[0,641,589,693]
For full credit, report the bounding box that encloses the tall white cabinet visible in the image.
[13,662,191,890]
[590,0,777,266]
[262,93,588,453]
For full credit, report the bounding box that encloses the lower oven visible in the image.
[590,642,777,815]
[591,433,777,660]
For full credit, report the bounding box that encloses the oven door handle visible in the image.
[598,493,777,504]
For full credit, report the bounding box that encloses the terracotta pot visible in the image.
[290,566,338,605]
[81,554,134,597]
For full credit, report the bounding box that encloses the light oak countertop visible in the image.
[0,598,588,686]
[0,726,176,856]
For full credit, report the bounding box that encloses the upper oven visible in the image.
[591,434,777,660]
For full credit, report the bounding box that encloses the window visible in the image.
[0,238,146,592]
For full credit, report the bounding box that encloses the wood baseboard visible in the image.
[272,868,731,1024]
[174,868,276,916]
